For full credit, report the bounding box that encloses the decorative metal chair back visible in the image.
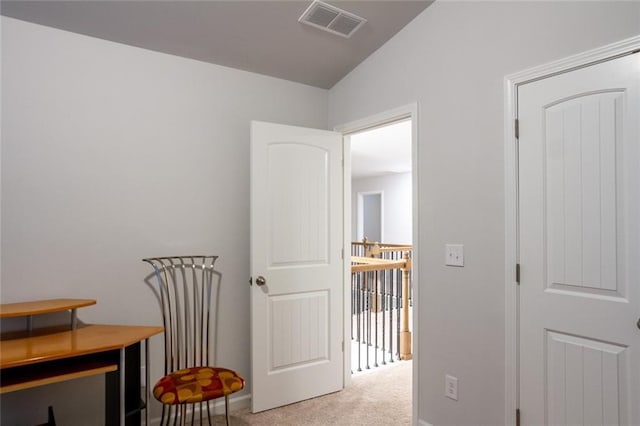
[144,255,218,375]
[143,255,244,425]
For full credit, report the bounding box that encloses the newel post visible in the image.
[400,251,413,360]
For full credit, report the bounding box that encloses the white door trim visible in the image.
[334,102,419,425]
[503,35,640,425]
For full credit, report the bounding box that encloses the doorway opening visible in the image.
[346,117,414,376]
[335,102,418,423]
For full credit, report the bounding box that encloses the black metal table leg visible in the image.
[105,344,142,426]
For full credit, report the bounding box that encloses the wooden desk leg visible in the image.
[105,344,142,426]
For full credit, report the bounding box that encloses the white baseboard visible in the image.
[418,419,434,426]
[147,393,251,426]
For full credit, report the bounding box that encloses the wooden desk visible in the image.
[0,301,163,426]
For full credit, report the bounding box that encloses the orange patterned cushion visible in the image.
[153,367,245,405]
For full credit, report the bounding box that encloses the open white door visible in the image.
[518,53,639,424]
[250,121,344,413]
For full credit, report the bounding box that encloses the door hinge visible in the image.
[341,248,344,260]
[341,341,344,352]
[515,118,520,139]
[516,408,521,426]
[516,263,520,284]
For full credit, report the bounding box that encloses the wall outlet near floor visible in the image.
[445,374,459,400]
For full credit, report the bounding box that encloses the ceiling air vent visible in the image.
[299,0,366,38]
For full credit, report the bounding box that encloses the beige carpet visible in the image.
[228,360,412,425]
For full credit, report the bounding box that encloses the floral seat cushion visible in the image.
[153,366,245,405]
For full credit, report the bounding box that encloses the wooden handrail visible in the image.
[351,256,410,273]
[352,241,412,248]
[352,241,413,258]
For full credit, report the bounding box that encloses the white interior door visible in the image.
[250,121,344,413]
[519,53,639,425]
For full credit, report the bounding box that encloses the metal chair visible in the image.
[143,255,244,426]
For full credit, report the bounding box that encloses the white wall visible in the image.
[329,2,640,425]
[1,17,328,425]
[352,172,412,244]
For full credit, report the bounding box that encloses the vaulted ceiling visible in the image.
[1,0,432,89]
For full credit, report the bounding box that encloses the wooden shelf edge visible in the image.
[0,364,117,394]
[0,298,96,318]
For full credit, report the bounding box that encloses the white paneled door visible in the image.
[519,53,639,425]
[250,121,344,413]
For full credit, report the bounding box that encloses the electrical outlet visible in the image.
[445,374,458,401]
[445,244,464,267]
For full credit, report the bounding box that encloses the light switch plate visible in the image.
[445,374,459,400]
[445,244,464,266]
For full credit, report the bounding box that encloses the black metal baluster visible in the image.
[350,244,413,371]
[357,270,362,372]
[367,270,372,369]
[380,270,388,365]
[374,270,379,368]
[350,270,354,375]
[396,266,401,361]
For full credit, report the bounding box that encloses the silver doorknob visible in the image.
[256,276,267,286]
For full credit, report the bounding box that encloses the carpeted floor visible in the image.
[228,360,412,425]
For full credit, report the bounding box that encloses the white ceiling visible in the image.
[350,119,412,179]
[1,0,432,89]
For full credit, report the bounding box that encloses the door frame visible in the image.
[503,35,640,425]
[334,102,419,423]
